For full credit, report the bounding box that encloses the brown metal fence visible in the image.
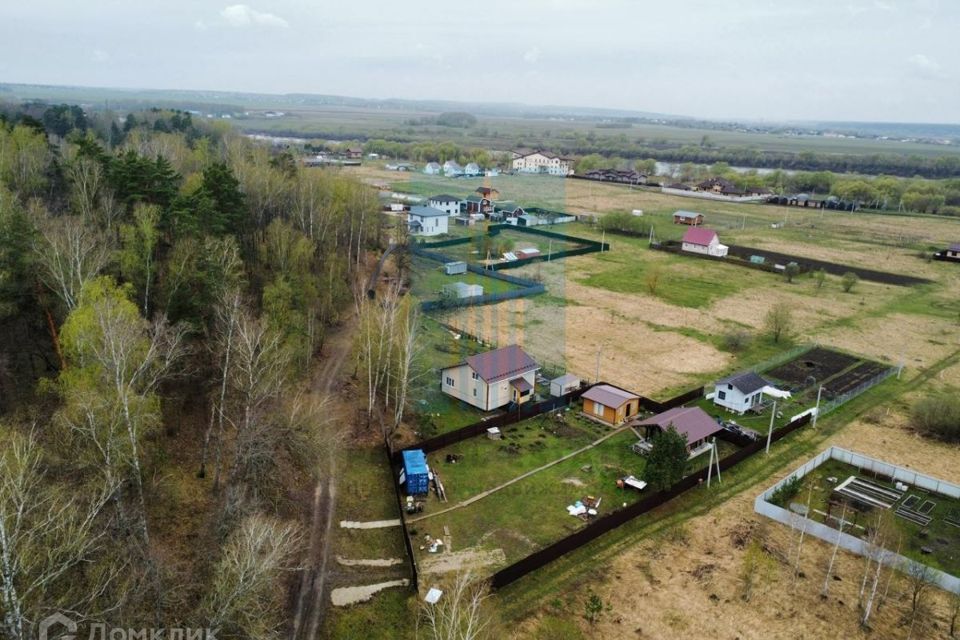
[489,413,812,590]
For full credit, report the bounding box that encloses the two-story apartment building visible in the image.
[511,151,573,176]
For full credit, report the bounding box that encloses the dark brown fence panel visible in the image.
[489,412,813,590]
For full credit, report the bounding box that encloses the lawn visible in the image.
[423,410,612,509]
[408,256,519,299]
[419,227,585,266]
[771,458,960,578]
[332,446,407,560]
[576,249,752,309]
[409,418,740,568]
[408,315,496,436]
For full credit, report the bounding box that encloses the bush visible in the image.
[841,271,859,293]
[911,395,960,442]
[769,476,802,507]
[723,330,753,352]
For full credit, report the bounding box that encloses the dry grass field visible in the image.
[357,167,960,639]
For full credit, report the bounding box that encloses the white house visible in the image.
[681,227,728,257]
[713,371,769,414]
[427,194,462,216]
[440,345,539,411]
[443,160,463,177]
[408,206,449,237]
[463,162,482,176]
[511,151,573,176]
[424,162,441,175]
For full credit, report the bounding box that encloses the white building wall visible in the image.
[409,214,448,236]
[441,364,490,410]
[428,199,461,216]
[713,383,763,413]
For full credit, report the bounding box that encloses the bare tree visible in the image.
[0,429,120,640]
[64,154,104,222]
[764,302,794,344]
[389,294,423,435]
[821,502,849,599]
[35,214,110,312]
[201,288,244,487]
[59,277,188,620]
[202,514,302,639]
[860,512,894,628]
[225,311,291,490]
[419,571,496,640]
[949,591,960,638]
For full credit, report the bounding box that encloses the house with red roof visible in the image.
[681,227,728,257]
[581,384,641,426]
[440,345,539,411]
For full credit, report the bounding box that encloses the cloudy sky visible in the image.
[1,0,958,123]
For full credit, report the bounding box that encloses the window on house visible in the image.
[593,402,605,417]
[445,377,454,387]
[471,371,479,380]
[473,388,477,397]
[718,390,726,400]
[727,384,733,390]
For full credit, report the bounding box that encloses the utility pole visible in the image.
[594,346,602,382]
[766,399,777,454]
[601,229,606,252]
[812,386,823,428]
[706,438,722,487]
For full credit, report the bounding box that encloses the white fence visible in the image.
[754,446,960,594]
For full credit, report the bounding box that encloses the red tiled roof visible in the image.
[682,227,718,246]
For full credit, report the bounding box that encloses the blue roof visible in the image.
[402,449,428,475]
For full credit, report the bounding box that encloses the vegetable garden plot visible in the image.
[765,347,859,389]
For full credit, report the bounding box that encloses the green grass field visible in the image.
[409,407,740,568]
[408,256,519,299]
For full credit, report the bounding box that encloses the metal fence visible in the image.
[818,366,897,417]
[490,412,813,589]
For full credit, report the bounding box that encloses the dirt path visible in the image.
[290,319,356,640]
[330,579,410,607]
[407,425,630,524]
[339,518,402,529]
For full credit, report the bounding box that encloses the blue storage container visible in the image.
[402,449,430,495]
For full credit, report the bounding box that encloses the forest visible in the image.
[0,103,381,635]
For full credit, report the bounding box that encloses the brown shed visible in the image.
[582,384,641,426]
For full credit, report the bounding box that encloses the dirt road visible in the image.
[290,319,356,640]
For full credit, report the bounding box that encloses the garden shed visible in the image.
[550,373,581,397]
[401,449,430,495]
[444,261,467,275]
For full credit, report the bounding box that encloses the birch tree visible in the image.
[389,294,423,433]
[35,214,110,312]
[820,503,848,599]
[59,276,187,616]
[419,571,496,640]
[0,429,118,640]
[202,514,301,639]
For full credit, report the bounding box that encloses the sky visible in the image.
[1,0,959,123]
